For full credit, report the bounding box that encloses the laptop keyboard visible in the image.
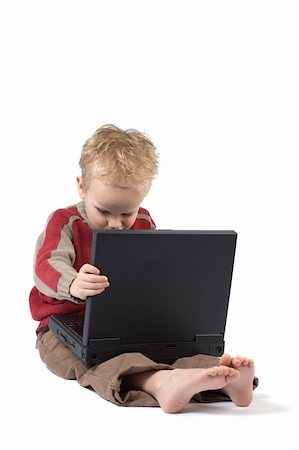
[66,320,84,339]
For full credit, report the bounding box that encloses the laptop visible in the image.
[49,229,237,365]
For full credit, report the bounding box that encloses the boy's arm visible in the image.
[33,211,83,303]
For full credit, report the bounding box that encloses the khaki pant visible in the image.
[36,329,258,407]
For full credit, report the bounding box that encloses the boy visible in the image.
[29,124,258,413]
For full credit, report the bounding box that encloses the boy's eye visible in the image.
[96,208,134,217]
[97,208,109,215]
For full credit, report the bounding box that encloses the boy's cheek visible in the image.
[126,216,138,229]
[88,213,105,229]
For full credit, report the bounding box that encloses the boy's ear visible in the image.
[77,176,86,199]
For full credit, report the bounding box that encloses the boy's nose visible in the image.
[108,217,122,230]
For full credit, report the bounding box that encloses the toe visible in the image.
[219,353,232,366]
[232,358,242,367]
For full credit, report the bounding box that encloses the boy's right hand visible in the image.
[69,264,110,300]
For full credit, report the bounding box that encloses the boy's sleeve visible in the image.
[134,208,156,230]
[33,211,83,303]
[148,212,156,230]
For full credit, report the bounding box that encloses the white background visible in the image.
[1,1,298,449]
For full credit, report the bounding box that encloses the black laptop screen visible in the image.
[83,230,237,345]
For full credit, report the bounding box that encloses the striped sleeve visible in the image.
[133,207,156,230]
[33,209,83,302]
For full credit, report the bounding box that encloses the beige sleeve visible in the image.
[33,216,84,304]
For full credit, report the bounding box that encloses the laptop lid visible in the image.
[82,230,237,348]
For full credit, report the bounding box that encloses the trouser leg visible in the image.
[36,331,258,407]
[36,330,173,406]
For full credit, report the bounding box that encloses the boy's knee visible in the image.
[36,330,87,380]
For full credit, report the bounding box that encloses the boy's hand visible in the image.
[69,264,110,300]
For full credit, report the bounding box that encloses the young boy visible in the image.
[29,124,258,413]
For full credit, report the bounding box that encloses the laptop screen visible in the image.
[83,230,237,345]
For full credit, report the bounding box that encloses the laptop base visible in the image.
[84,335,224,365]
[49,315,224,365]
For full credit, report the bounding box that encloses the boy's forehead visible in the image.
[89,178,133,195]
[89,178,145,210]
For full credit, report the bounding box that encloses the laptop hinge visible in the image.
[194,334,224,356]
[194,334,223,342]
[88,338,121,349]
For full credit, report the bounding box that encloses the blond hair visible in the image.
[79,124,159,192]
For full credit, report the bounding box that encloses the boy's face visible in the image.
[77,177,147,230]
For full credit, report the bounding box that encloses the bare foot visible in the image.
[139,366,240,413]
[219,353,233,366]
[221,355,255,407]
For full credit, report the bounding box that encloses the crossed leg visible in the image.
[122,354,255,413]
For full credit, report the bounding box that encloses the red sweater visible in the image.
[29,201,156,334]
